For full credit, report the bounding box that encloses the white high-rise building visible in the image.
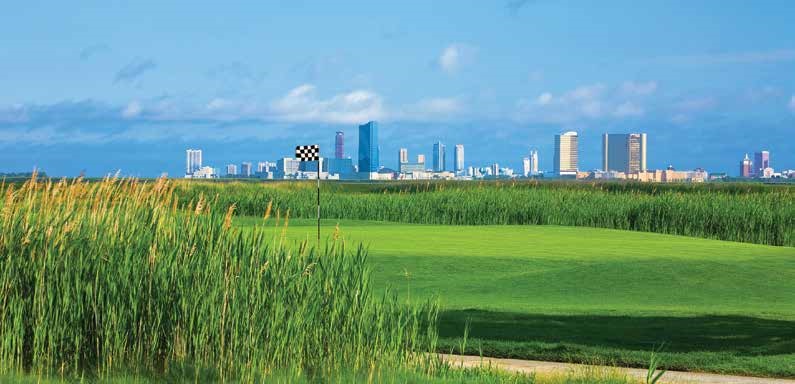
[226,164,238,176]
[399,148,409,165]
[186,149,202,175]
[554,132,579,176]
[454,144,465,174]
[522,157,531,177]
[529,149,539,175]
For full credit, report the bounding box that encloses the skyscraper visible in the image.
[433,141,446,172]
[602,133,647,173]
[335,131,345,159]
[358,121,379,174]
[186,149,202,175]
[554,132,578,176]
[226,164,238,176]
[740,154,753,178]
[529,149,539,175]
[240,162,252,177]
[522,157,531,177]
[417,154,425,164]
[454,144,464,173]
[753,151,769,176]
[399,148,409,165]
[277,157,301,177]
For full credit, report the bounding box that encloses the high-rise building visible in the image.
[529,149,539,175]
[740,154,753,178]
[328,158,354,178]
[358,121,379,174]
[186,149,202,175]
[417,154,425,164]
[226,164,238,176]
[492,163,499,177]
[399,148,409,165]
[753,151,769,176]
[554,131,579,176]
[299,157,326,173]
[433,141,446,172]
[240,162,252,177]
[454,144,464,173]
[335,131,345,159]
[522,157,531,177]
[277,157,301,177]
[602,133,647,173]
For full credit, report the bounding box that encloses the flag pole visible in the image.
[316,158,320,244]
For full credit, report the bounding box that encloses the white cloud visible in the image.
[613,101,645,117]
[789,95,795,111]
[566,84,606,101]
[517,82,651,123]
[620,81,657,96]
[438,43,476,74]
[270,84,384,124]
[536,92,553,105]
[580,100,603,118]
[206,98,234,111]
[121,101,142,118]
[415,97,462,115]
[395,97,465,121]
[670,114,689,124]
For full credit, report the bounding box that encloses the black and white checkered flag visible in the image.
[295,144,320,161]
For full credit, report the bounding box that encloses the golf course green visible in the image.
[237,218,795,378]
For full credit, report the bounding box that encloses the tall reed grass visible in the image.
[174,180,795,247]
[0,174,438,381]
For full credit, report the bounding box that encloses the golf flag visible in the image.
[295,145,320,161]
[295,144,322,242]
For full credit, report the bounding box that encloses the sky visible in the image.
[1,0,794,177]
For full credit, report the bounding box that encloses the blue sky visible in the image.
[1,0,794,177]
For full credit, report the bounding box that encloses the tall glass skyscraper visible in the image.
[753,151,769,176]
[335,131,345,159]
[358,121,379,174]
[433,141,446,172]
[602,133,647,173]
[454,144,464,173]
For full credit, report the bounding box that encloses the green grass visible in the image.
[0,177,438,382]
[238,217,795,378]
[177,179,795,246]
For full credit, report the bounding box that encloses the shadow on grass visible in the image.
[439,309,795,355]
[437,309,795,377]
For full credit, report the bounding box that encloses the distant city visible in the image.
[184,120,794,183]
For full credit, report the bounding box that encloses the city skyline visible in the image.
[186,121,788,181]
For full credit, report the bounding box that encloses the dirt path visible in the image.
[441,354,795,384]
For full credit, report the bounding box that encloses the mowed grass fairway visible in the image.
[238,218,795,378]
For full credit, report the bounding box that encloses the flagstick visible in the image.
[316,159,320,244]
